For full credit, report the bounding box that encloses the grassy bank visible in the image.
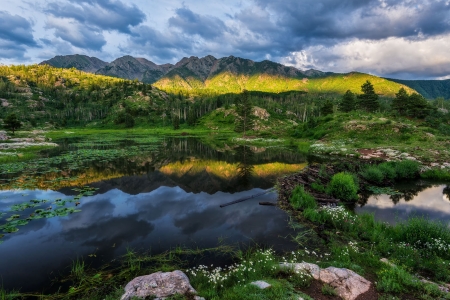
[279,160,450,299]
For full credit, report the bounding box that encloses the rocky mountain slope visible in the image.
[41,54,332,84]
[40,54,108,73]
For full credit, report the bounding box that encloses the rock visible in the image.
[252,106,270,121]
[279,263,370,300]
[319,267,371,300]
[251,280,271,289]
[120,270,197,300]
[380,258,396,267]
[279,262,320,280]
[0,131,9,141]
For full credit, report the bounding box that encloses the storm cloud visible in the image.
[2,0,450,79]
[45,0,146,33]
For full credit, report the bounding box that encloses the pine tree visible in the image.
[407,93,431,119]
[172,114,180,130]
[320,99,334,116]
[234,90,254,136]
[339,90,356,112]
[3,113,21,134]
[358,80,379,112]
[392,87,409,115]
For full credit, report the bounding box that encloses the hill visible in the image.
[387,78,450,99]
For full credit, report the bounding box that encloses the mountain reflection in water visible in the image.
[0,139,306,292]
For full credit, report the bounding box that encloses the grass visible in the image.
[421,169,450,181]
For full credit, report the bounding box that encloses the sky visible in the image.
[1,0,450,79]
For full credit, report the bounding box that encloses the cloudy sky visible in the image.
[1,0,450,79]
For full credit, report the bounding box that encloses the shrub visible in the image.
[378,162,397,180]
[394,160,420,179]
[311,182,326,193]
[290,185,316,210]
[377,266,420,293]
[395,217,450,257]
[421,169,450,181]
[327,172,358,202]
[360,166,384,184]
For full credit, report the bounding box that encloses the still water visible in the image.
[0,137,306,292]
[356,182,450,224]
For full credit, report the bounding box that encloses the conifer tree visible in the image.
[234,90,254,136]
[339,90,356,112]
[3,113,21,134]
[358,80,379,112]
[320,99,334,116]
[407,93,431,119]
[392,87,409,115]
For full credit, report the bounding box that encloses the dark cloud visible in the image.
[0,11,37,47]
[237,0,450,54]
[0,40,28,60]
[46,18,106,50]
[45,0,146,33]
[168,7,228,39]
[127,25,194,61]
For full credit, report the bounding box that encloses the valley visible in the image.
[0,55,450,300]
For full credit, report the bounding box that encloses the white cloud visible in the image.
[282,34,450,79]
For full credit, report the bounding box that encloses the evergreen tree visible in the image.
[172,114,180,130]
[3,113,21,134]
[358,80,379,112]
[392,87,409,115]
[339,90,356,112]
[407,93,431,119]
[320,99,334,116]
[234,90,254,136]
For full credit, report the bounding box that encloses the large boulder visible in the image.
[319,267,371,300]
[279,263,371,300]
[121,270,198,300]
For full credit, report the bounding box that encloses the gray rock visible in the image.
[0,131,9,141]
[250,280,271,289]
[121,270,197,300]
[279,262,320,280]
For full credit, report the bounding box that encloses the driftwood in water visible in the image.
[220,188,276,208]
[259,202,277,206]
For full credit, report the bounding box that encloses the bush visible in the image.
[327,172,358,202]
[311,182,326,193]
[394,160,420,179]
[421,169,450,181]
[378,162,397,180]
[360,166,384,184]
[395,217,450,257]
[290,185,316,210]
[377,266,420,293]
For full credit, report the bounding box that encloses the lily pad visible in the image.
[6,214,20,221]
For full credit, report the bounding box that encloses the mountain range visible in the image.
[40,54,450,98]
[40,54,333,83]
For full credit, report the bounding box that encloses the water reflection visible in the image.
[356,184,450,225]
[0,138,305,292]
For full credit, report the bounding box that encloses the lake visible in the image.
[0,135,306,292]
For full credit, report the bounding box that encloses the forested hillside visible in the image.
[387,78,450,99]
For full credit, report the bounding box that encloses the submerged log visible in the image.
[220,188,276,208]
[259,202,277,206]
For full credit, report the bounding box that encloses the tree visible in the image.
[172,114,180,130]
[358,80,379,112]
[407,93,431,119]
[339,90,356,112]
[320,99,334,116]
[392,87,409,115]
[3,113,21,134]
[124,113,135,128]
[234,90,254,136]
